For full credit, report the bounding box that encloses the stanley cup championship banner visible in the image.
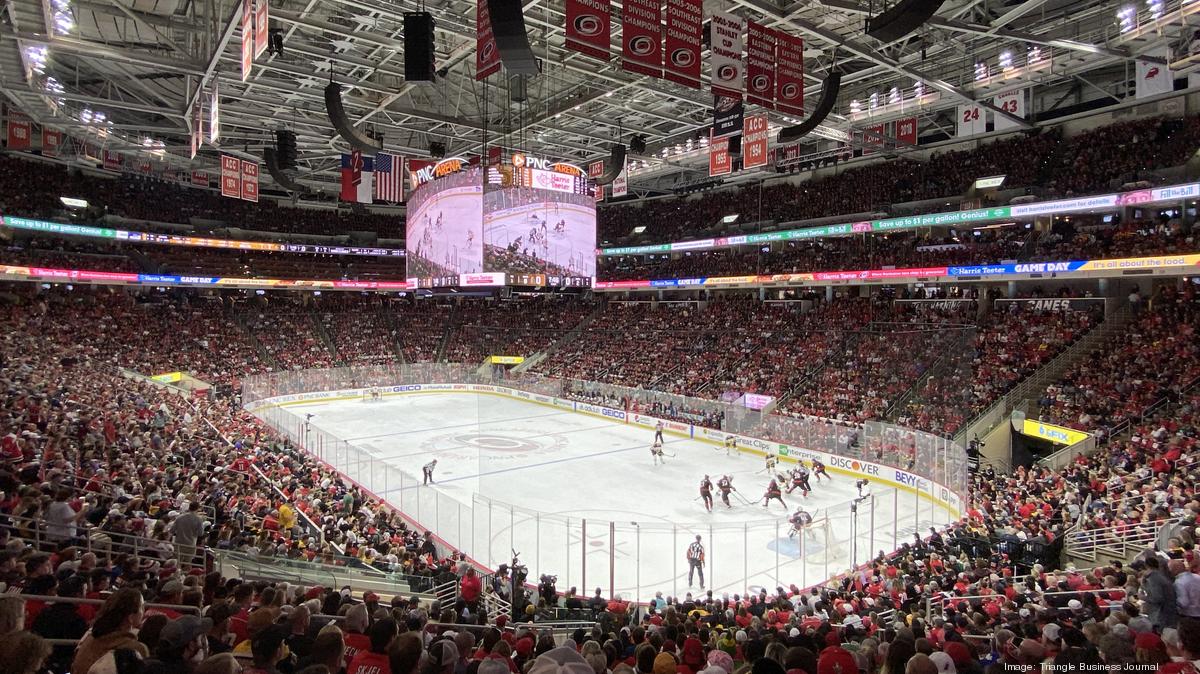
[710,12,745,100]
[774,31,804,116]
[746,22,777,109]
[565,0,610,60]
[622,0,662,76]
[664,0,702,88]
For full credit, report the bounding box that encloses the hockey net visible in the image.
[362,387,384,402]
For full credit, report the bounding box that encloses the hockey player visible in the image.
[723,435,738,455]
[717,475,735,508]
[764,452,778,474]
[654,421,665,444]
[699,475,714,512]
[422,459,438,485]
[651,439,666,465]
[785,465,812,497]
[761,478,787,509]
[812,458,830,481]
[788,507,814,539]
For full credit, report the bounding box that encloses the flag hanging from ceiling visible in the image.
[746,22,777,109]
[476,0,501,80]
[621,0,662,77]
[1136,46,1173,99]
[254,0,269,59]
[374,152,405,203]
[663,0,702,88]
[340,151,374,203]
[774,30,804,116]
[710,12,745,100]
[241,0,254,81]
[564,0,610,60]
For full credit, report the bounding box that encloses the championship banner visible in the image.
[861,123,885,155]
[588,160,605,179]
[6,112,31,150]
[476,0,501,80]
[594,184,605,202]
[621,0,662,77]
[774,30,804,116]
[190,105,201,159]
[895,116,918,146]
[710,12,745,100]
[240,160,260,202]
[742,114,769,169]
[208,80,220,144]
[713,95,744,138]
[992,89,1026,132]
[41,128,61,156]
[192,170,209,186]
[137,159,152,174]
[663,0,702,88]
[612,164,628,197]
[565,0,610,60]
[709,135,731,176]
[746,22,777,109]
[103,150,122,171]
[1136,46,1173,99]
[254,0,269,59]
[241,0,254,81]
[957,103,985,137]
[220,154,242,198]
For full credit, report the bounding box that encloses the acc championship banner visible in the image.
[220,154,242,198]
[663,0,702,88]
[564,0,610,60]
[742,114,770,169]
[476,0,501,80]
[746,22,777,109]
[709,135,732,176]
[774,31,804,116]
[710,12,745,100]
[622,0,662,77]
[240,160,260,202]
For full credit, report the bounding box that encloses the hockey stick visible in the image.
[733,491,755,506]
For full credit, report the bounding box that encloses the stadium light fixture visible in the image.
[999,51,1013,71]
[974,62,988,81]
[1117,6,1137,32]
[49,0,73,34]
[632,226,647,234]
[1147,0,1163,20]
[888,87,901,105]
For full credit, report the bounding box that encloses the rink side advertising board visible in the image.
[244,382,964,518]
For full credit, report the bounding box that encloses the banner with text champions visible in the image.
[664,0,702,88]
[476,0,501,80]
[622,0,662,77]
[565,0,611,60]
[710,12,745,100]
[746,21,777,109]
[774,30,804,116]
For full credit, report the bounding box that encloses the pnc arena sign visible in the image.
[510,152,584,177]
[410,157,470,188]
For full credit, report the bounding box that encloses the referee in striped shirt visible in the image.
[687,535,705,589]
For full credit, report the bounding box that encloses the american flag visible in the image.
[374,152,405,203]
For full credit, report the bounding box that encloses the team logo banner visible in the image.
[565,0,610,60]
[746,22,777,109]
[664,0,702,88]
[774,31,804,116]
[710,12,745,100]
[713,95,744,139]
[622,0,662,77]
[476,0,501,80]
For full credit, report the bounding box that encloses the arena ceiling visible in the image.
[0,0,1193,199]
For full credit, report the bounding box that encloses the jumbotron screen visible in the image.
[406,161,595,288]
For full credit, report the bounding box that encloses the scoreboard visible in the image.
[487,153,591,196]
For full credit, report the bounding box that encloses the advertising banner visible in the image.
[994,298,1106,311]
[746,21,777,109]
[621,0,662,77]
[663,0,702,88]
[774,31,804,116]
[565,0,610,60]
[710,12,745,100]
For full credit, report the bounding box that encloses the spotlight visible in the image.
[268,29,285,56]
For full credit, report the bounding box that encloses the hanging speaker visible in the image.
[275,129,297,170]
[264,148,306,194]
[865,0,946,43]
[486,0,539,75]
[777,72,841,144]
[324,83,384,154]
[404,12,436,82]
[629,135,647,155]
[593,144,626,185]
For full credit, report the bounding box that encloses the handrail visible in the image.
[13,594,203,614]
[1,511,210,571]
[1062,518,1172,563]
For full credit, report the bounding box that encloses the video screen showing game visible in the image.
[482,186,596,282]
[405,166,485,278]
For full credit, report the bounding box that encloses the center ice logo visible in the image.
[420,431,569,462]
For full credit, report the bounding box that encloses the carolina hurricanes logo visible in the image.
[750,74,770,92]
[670,48,696,68]
[1146,66,1160,78]
[628,35,655,56]
[716,64,738,82]
[480,42,495,61]
[779,83,800,100]
[573,14,603,36]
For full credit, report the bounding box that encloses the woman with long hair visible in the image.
[73,588,150,674]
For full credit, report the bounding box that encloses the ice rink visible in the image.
[276,392,940,600]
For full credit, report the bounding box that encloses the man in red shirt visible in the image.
[346,618,398,674]
[459,567,483,614]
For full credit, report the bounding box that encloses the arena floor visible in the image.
[277,393,939,599]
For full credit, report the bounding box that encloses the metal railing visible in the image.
[1062,518,1173,563]
[1,512,211,571]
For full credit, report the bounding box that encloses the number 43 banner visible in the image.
[992,89,1026,131]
